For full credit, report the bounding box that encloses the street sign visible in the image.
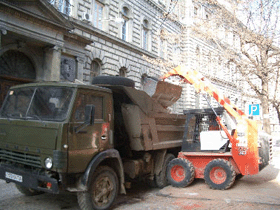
[249,104,260,116]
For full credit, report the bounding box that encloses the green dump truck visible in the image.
[0,77,186,210]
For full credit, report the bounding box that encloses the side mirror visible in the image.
[85,105,95,125]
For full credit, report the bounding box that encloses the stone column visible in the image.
[76,57,85,82]
[44,46,61,81]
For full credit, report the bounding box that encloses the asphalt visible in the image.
[0,148,280,210]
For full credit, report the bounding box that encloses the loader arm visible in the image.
[162,65,259,175]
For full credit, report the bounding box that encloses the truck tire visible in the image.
[204,159,236,190]
[167,158,195,188]
[15,184,44,196]
[155,153,175,188]
[77,166,119,210]
[92,76,135,88]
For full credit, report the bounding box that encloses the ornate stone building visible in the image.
[0,0,243,115]
[0,0,91,105]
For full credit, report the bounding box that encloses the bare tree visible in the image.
[191,0,280,134]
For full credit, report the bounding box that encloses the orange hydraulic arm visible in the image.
[162,65,259,175]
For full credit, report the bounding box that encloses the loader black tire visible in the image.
[155,153,175,188]
[77,166,119,210]
[235,174,244,180]
[15,185,44,196]
[91,76,135,88]
[204,159,236,190]
[167,158,195,188]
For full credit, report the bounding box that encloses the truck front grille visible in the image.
[0,149,42,168]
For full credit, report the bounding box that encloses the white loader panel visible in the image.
[200,131,228,150]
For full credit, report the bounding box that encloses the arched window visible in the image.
[121,7,129,41]
[120,5,133,42]
[119,67,127,77]
[90,59,101,81]
[0,50,36,79]
[0,50,36,106]
[142,19,151,50]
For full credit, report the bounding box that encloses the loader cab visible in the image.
[182,107,229,152]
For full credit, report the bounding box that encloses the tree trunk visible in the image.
[273,103,280,125]
[261,82,271,134]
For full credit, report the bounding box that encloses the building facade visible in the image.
[0,0,245,116]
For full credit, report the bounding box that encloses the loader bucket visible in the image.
[143,78,182,108]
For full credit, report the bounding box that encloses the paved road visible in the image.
[1,150,280,210]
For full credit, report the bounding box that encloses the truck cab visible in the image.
[0,82,121,196]
[0,79,186,210]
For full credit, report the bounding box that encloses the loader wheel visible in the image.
[167,158,195,188]
[155,153,175,188]
[235,174,244,180]
[15,185,44,196]
[204,159,236,190]
[77,166,119,210]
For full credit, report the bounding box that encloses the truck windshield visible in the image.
[0,87,74,122]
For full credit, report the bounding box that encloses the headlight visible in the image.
[45,157,53,169]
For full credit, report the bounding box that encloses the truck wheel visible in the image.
[92,76,135,88]
[156,153,175,188]
[167,158,195,188]
[204,159,236,190]
[77,166,119,210]
[15,184,44,196]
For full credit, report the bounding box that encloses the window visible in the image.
[93,1,104,29]
[0,87,74,122]
[122,19,128,40]
[121,7,129,41]
[119,5,133,42]
[90,60,101,81]
[142,19,150,50]
[119,67,127,77]
[49,0,72,16]
[75,94,103,122]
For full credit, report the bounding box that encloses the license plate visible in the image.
[5,172,23,183]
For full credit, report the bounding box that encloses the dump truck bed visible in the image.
[104,85,186,151]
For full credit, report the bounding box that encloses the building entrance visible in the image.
[0,50,36,106]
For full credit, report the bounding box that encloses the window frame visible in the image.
[73,92,104,123]
[119,5,133,42]
[93,1,104,30]
[142,19,151,51]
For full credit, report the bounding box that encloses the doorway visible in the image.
[0,50,36,107]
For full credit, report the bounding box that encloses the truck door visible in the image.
[68,90,113,173]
